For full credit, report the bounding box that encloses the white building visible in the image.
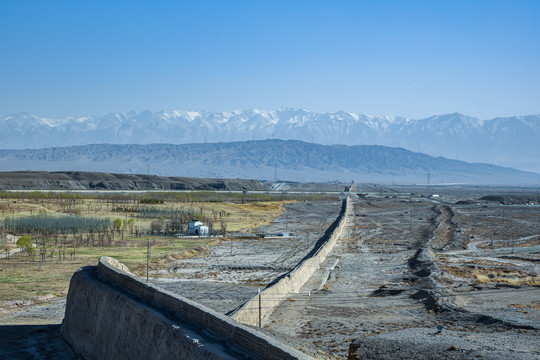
[188,220,209,236]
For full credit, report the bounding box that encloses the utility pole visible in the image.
[490,222,494,249]
[258,288,262,328]
[147,238,151,282]
[426,171,431,197]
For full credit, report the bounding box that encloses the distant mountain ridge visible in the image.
[0,140,536,184]
[2,109,539,173]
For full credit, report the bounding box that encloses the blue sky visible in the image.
[1,1,539,119]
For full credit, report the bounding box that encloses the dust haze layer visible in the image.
[0,140,536,185]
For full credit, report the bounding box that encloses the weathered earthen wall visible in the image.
[61,257,313,360]
[231,197,350,326]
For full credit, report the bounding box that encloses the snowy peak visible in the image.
[0,109,481,133]
[0,109,539,173]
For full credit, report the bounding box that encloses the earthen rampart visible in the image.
[231,197,350,326]
[61,256,313,360]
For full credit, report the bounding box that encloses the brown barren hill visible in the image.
[0,171,267,191]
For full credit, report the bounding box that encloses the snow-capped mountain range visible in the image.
[1,109,539,173]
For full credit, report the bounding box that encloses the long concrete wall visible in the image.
[231,197,350,326]
[62,256,313,360]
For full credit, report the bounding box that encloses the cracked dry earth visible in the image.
[263,196,540,359]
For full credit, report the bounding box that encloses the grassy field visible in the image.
[0,197,290,233]
[0,191,311,305]
[0,236,214,303]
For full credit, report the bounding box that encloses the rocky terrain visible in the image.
[263,191,539,359]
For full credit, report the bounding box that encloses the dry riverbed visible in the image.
[263,195,540,359]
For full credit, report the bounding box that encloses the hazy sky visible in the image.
[1,1,539,119]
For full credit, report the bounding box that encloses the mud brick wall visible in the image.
[61,257,313,360]
[231,197,350,326]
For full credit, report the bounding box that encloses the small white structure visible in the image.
[188,220,209,236]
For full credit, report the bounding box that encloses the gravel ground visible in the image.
[349,327,539,360]
[263,195,540,359]
[0,299,76,360]
[153,200,342,314]
[0,298,66,325]
[0,324,76,360]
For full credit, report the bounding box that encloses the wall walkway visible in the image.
[61,256,313,360]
